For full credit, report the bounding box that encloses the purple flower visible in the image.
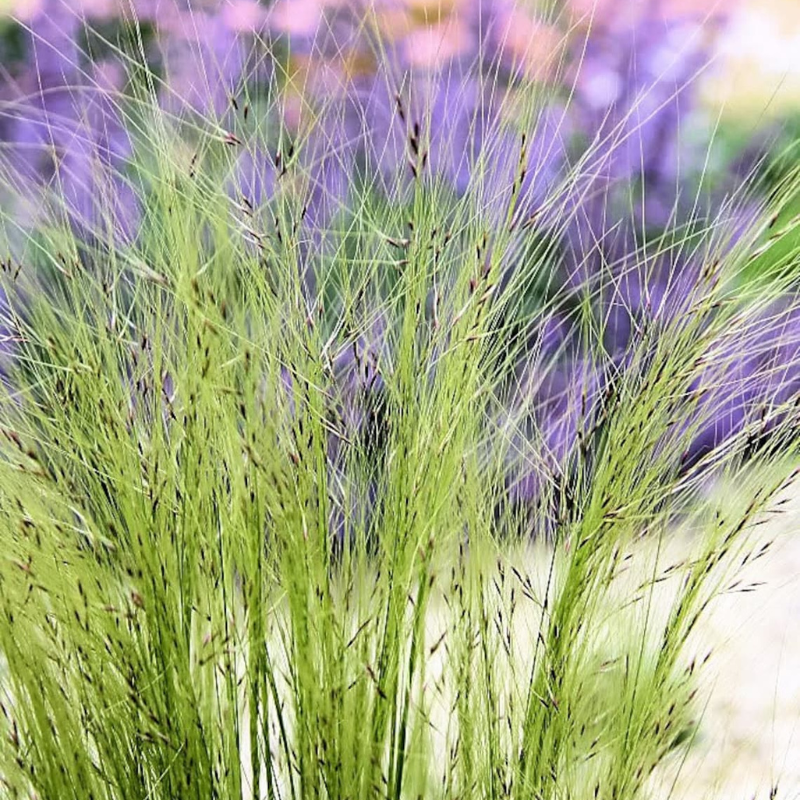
[2,0,797,543]
[1,1,140,240]
[156,7,250,118]
[680,300,800,468]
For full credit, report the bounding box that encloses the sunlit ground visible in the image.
[651,480,800,799]
[704,0,800,120]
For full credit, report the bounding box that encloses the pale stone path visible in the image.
[419,477,800,800]
[651,483,800,800]
[242,474,800,799]
[704,0,800,120]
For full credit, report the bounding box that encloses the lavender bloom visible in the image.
[268,0,564,203]
[156,5,257,119]
[267,314,389,552]
[326,315,390,550]
[500,309,609,534]
[232,147,277,210]
[679,300,800,469]
[554,8,720,305]
[25,0,82,82]
[1,1,139,240]
[1,0,271,238]
[2,0,798,541]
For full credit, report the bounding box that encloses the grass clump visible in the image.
[0,3,799,799]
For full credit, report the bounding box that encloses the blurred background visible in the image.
[3,0,800,141]
[3,0,800,258]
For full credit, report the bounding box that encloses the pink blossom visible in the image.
[403,18,472,69]
[221,0,267,33]
[267,0,323,37]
